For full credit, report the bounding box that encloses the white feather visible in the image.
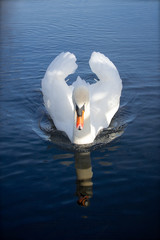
[42,52,122,144]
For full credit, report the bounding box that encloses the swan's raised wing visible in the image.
[41,52,78,141]
[89,52,122,135]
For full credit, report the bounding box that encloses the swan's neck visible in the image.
[73,103,94,145]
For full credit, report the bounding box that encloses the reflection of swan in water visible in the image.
[41,52,122,145]
[75,152,93,207]
[52,151,93,207]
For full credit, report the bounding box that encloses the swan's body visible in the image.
[42,52,122,145]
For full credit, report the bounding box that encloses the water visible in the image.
[0,0,159,239]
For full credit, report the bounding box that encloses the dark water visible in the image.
[0,0,160,239]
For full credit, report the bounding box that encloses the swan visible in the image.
[41,52,122,145]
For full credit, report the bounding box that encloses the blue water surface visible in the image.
[0,0,160,239]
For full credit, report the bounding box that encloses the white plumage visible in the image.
[41,52,122,145]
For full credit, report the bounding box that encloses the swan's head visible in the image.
[73,86,89,130]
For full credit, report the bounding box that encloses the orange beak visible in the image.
[76,110,84,130]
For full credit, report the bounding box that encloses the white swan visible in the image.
[41,52,122,145]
